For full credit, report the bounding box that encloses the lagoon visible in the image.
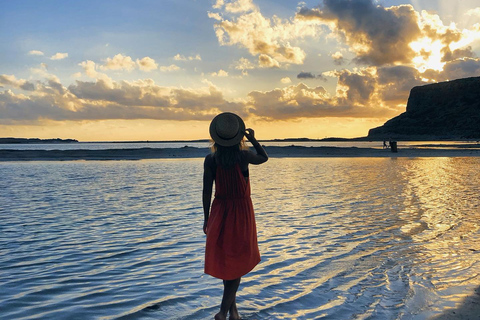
[1,158,480,319]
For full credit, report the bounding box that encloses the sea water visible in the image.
[1,140,478,151]
[1,158,479,319]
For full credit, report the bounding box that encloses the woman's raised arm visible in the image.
[244,128,268,165]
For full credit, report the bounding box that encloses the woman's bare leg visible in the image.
[229,296,240,320]
[214,278,241,320]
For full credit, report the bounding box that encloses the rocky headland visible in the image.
[368,76,480,140]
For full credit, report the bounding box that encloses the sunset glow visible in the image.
[410,38,446,72]
[1,0,480,141]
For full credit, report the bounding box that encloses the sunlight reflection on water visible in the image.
[1,158,479,319]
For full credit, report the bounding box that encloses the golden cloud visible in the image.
[174,54,202,61]
[0,75,246,124]
[211,1,321,67]
[258,54,280,68]
[159,64,180,72]
[211,69,229,77]
[100,54,136,71]
[297,1,421,66]
[137,57,158,71]
[50,52,69,60]
[296,0,480,75]
[0,75,35,91]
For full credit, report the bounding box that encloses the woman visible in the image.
[203,112,268,320]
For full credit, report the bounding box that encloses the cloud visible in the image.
[79,60,114,86]
[234,57,255,71]
[50,52,69,60]
[246,65,424,120]
[332,51,345,65]
[0,74,35,91]
[5,0,480,129]
[443,58,480,79]
[4,54,453,126]
[297,0,421,66]
[68,79,169,107]
[29,50,44,56]
[137,57,158,71]
[295,1,480,75]
[2,65,403,125]
[376,65,424,103]
[211,0,321,67]
[258,54,280,68]
[211,69,229,77]
[224,0,257,13]
[30,63,51,79]
[174,54,202,61]
[100,54,136,71]
[423,58,480,81]
[0,77,246,124]
[80,60,99,78]
[334,68,377,103]
[213,0,224,9]
[214,0,257,13]
[297,71,327,81]
[442,46,474,62]
[208,12,223,21]
[466,7,480,17]
[297,71,316,79]
[405,10,480,72]
[90,54,163,72]
[159,64,180,72]
[247,81,396,120]
[39,78,67,96]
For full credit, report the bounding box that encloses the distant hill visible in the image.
[0,138,78,144]
[368,76,480,140]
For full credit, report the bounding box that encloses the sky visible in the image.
[1,0,480,141]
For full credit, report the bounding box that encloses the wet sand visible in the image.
[1,145,480,161]
[432,286,480,320]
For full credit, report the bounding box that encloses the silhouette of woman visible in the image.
[203,112,268,320]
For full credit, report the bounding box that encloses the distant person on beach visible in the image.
[203,112,268,320]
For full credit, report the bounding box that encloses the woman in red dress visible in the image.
[203,112,268,320]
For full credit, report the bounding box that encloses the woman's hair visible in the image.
[211,139,248,168]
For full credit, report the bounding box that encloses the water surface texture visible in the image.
[1,158,479,319]
[2,140,477,151]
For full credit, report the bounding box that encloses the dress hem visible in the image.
[205,258,261,280]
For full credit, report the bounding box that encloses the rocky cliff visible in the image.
[368,76,480,139]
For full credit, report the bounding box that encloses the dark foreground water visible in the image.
[1,158,480,319]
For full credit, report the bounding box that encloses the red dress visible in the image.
[205,163,261,280]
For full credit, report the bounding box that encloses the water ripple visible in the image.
[1,158,480,319]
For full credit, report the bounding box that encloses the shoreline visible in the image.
[1,146,480,161]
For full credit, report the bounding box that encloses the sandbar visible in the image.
[1,146,480,161]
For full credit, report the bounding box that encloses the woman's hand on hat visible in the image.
[244,128,255,142]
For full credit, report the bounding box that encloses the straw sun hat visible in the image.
[209,112,246,147]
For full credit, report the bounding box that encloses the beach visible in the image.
[1,145,480,161]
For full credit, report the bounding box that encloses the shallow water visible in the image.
[1,140,477,151]
[1,158,479,319]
